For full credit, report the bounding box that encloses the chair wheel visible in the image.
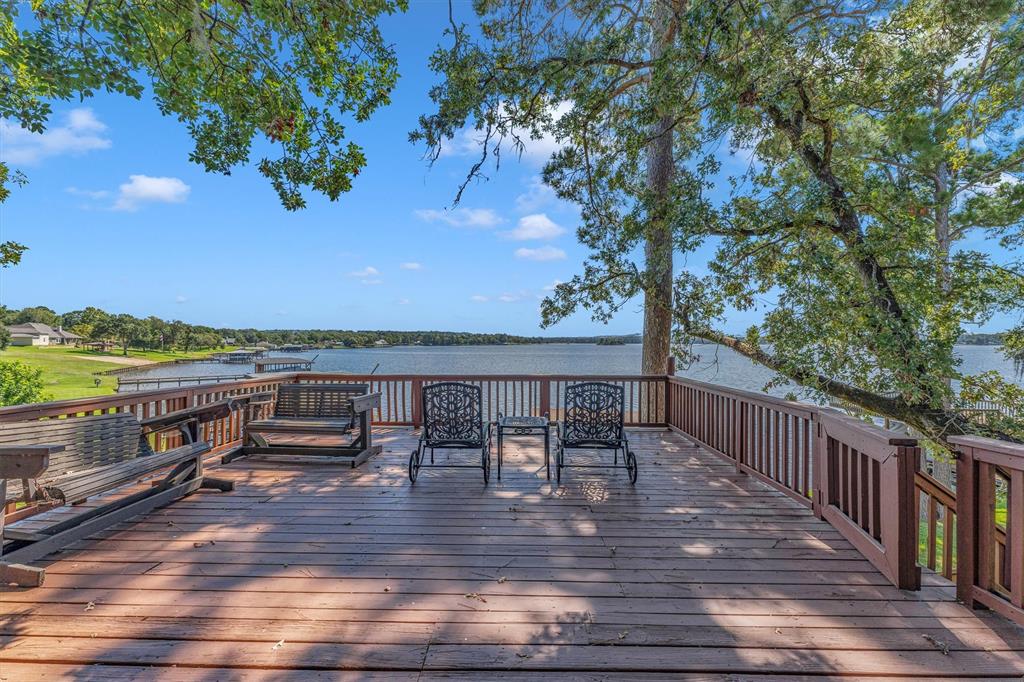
[626,450,638,484]
[482,451,490,484]
[408,450,418,483]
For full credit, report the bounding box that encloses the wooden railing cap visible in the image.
[948,434,1024,459]
[667,376,817,417]
[817,408,918,447]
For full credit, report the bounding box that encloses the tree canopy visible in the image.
[0,0,407,265]
[418,0,1024,443]
[413,0,698,373]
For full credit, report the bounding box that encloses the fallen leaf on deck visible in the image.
[84,602,95,611]
[618,631,629,640]
[922,634,950,655]
[515,652,532,659]
[272,640,285,650]
[464,592,487,602]
[383,586,391,592]
[497,576,509,584]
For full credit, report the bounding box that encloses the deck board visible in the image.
[3,427,1023,678]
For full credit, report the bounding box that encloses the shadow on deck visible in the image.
[2,427,1023,680]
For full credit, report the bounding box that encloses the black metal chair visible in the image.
[556,382,637,484]
[409,382,492,484]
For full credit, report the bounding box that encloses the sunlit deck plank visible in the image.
[2,427,1023,678]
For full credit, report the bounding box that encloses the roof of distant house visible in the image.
[5,322,82,339]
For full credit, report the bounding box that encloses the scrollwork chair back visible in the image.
[563,382,625,446]
[422,382,484,446]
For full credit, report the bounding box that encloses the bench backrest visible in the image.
[0,413,144,484]
[275,383,369,419]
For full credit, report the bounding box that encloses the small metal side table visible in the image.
[496,415,551,480]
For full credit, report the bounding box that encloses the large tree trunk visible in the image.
[642,2,675,376]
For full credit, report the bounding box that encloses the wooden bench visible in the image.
[226,383,382,467]
[0,409,235,587]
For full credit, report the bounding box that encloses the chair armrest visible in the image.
[140,401,231,433]
[0,445,65,456]
[144,417,198,440]
[0,445,63,479]
[350,392,382,414]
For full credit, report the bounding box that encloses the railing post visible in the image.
[663,377,672,428]
[812,414,825,519]
[411,379,423,429]
[956,444,978,607]
[539,378,551,419]
[893,444,923,590]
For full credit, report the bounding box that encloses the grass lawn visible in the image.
[0,345,228,402]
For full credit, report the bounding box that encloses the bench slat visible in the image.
[49,443,208,503]
[0,414,141,484]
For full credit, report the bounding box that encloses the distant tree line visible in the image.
[1,305,643,352]
[957,333,1006,346]
[1,306,224,356]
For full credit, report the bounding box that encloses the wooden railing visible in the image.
[4,370,995,597]
[0,374,293,455]
[668,377,817,505]
[297,373,666,426]
[951,435,1024,627]
[666,376,921,590]
[816,410,921,590]
[916,470,957,580]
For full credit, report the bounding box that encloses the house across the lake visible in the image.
[4,323,82,347]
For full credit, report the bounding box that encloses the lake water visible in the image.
[124,343,1022,398]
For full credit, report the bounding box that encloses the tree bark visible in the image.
[642,1,675,376]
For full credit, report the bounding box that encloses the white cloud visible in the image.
[348,266,380,278]
[503,213,566,241]
[470,295,489,302]
[0,107,111,165]
[66,186,110,200]
[498,293,520,303]
[174,295,188,304]
[112,175,190,211]
[515,245,567,261]
[543,279,563,291]
[400,262,423,270]
[414,207,504,229]
[397,298,411,305]
[438,102,572,164]
[515,175,558,212]
[361,279,383,286]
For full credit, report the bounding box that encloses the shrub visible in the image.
[0,360,48,406]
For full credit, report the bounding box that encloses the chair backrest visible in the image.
[0,413,143,489]
[275,383,368,419]
[421,382,483,446]
[562,382,625,445]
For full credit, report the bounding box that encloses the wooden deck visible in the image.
[3,427,1024,680]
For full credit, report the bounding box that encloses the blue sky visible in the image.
[0,3,1015,336]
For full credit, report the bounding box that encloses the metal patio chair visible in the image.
[555,381,637,484]
[409,382,492,484]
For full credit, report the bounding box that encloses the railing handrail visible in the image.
[949,434,1024,460]
[300,372,665,381]
[668,375,817,418]
[817,407,919,448]
[0,372,298,421]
